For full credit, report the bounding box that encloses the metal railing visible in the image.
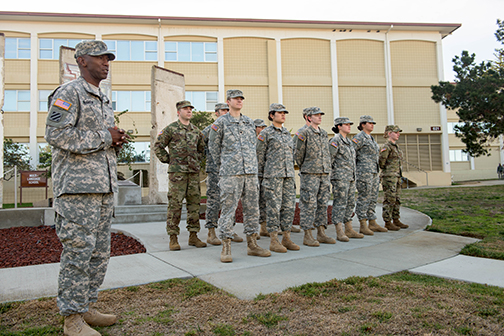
[2,166,19,208]
[403,160,429,188]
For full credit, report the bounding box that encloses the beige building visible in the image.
[3,11,496,204]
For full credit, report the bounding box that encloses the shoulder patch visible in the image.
[158,130,163,136]
[258,134,265,142]
[296,132,305,141]
[381,148,388,152]
[48,109,63,123]
[53,98,72,111]
[352,138,359,144]
[331,142,338,148]
[211,124,219,132]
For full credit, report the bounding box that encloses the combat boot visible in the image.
[393,218,409,229]
[336,223,349,242]
[345,221,364,238]
[290,225,301,233]
[269,231,287,253]
[231,232,244,242]
[221,238,232,263]
[247,234,272,257]
[368,219,388,232]
[316,226,336,244]
[188,232,207,248]
[259,221,269,237]
[303,229,320,247]
[206,228,221,245]
[83,308,117,327]
[169,235,181,251]
[64,314,100,336]
[359,219,374,236]
[384,221,400,231]
[281,231,300,250]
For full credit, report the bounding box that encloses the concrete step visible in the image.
[112,212,167,224]
[115,204,167,215]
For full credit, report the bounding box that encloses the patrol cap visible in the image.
[254,119,267,127]
[384,125,402,133]
[360,115,376,124]
[303,106,325,116]
[269,103,289,113]
[74,40,115,61]
[176,100,194,110]
[214,103,229,112]
[334,117,353,125]
[226,89,245,100]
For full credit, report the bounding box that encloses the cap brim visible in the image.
[90,52,116,61]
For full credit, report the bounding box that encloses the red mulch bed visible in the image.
[0,226,146,269]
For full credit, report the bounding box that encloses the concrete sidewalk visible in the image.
[1,205,503,303]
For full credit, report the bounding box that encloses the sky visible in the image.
[3,0,503,81]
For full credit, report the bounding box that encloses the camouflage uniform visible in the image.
[254,119,268,224]
[379,126,403,222]
[294,108,331,230]
[154,117,205,235]
[257,123,296,233]
[202,123,220,229]
[45,74,117,316]
[329,130,356,225]
[209,112,259,239]
[353,129,380,221]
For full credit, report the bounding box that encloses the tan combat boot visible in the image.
[316,226,336,244]
[259,221,269,237]
[206,228,221,245]
[281,231,300,250]
[188,232,207,248]
[247,234,272,257]
[290,225,301,233]
[359,219,374,236]
[232,232,244,242]
[169,235,181,251]
[269,231,287,253]
[303,229,320,247]
[64,314,100,336]
[83,308,117,327]
[384,221,400,231]
[345,221,364,238]
[336,223,349,242]
[220,238,232,263]
[393,218,409,229]
[368,219,388,232]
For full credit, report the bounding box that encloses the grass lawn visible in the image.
[2,203,33,209]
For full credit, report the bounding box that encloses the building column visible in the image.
[384,27,394,125]
[330,39,339,120]
[157,19,164,68]
[276,38,283,104]
[469,156,475,170]
[29,32,38,168]
[436,38,451,173]
[499,135,504,165]
[217,36,225,102]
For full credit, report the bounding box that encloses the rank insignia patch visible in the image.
[54,99,72,111]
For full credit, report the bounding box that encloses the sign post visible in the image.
[19,171,48,206]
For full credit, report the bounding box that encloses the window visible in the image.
[165,42,217,62]
[449,150,470,162]
[104,40,157,61]
[112,91,151,112]
[185,91,218,111]
[447,122,464,134]
[38,90,54,111]
[4,90,30,111]
[5,38,30,59]
[39,39,83,59]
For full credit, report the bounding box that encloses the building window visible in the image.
[185,91,218,111]
[4,90,30,111]
[447,122,464,134]
[449,150,470,162]
[165,42,217,62]
[39,39,83,59]
[5,38,31,59]
[38,90,54,112]
[112,91,151,112]
[104,40,157,61]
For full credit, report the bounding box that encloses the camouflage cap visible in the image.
[176,100,194,110]
[226,89,245,100]
[74,40,115,60]
[384,125,402,133]
[269,103,289,113]
[303,106,325,116]
[214,103,229,112]
[360,115,376,124]
[334,117,353,125]
[254,119,267,127]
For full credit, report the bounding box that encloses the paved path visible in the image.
[2,204,504,303]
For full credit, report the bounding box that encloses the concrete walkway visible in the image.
[2,204,504,303]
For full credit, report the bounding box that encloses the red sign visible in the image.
[430,126,441,131]
[20,171,48,188]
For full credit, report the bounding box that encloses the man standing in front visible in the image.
[209,89,271,262]
[154,100,207,251]
[46,40,128,336]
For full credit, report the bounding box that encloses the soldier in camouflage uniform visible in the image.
[379,125,409,231]
[154,100,207,251]
[353,115,388,234]
[257,103,300,253]
[209,89,271,262]
[45,40,128,336]
[329,117,363,242]
[254,118,270,238]
[294,107,333,247]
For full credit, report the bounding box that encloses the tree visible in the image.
[431,19,504,157]
[3,139,31,173]
[190,110,215,171]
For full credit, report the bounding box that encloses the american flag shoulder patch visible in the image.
[331,142,338,148]
[258,134,265,141]
[296,132,305,141]
[54,98,72,111]
[352,138,359,144]
[381,148,387,152]
[211,124,219,131]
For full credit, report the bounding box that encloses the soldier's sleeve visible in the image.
[45,85,113,154]
[256,131,267,177]
[378,144,389,170]
[197,130,206,163]
[208,122,223,171]
[352,135,363,150]
[154,127,171,163]
[294,130,307,169]
[329,138,339,159]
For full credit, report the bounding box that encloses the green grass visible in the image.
[2,203,33,209]
[211,323,236,336]
[247,311,288,328]
[0,326,60,335]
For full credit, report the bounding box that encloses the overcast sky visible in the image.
[3,0,502,81]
